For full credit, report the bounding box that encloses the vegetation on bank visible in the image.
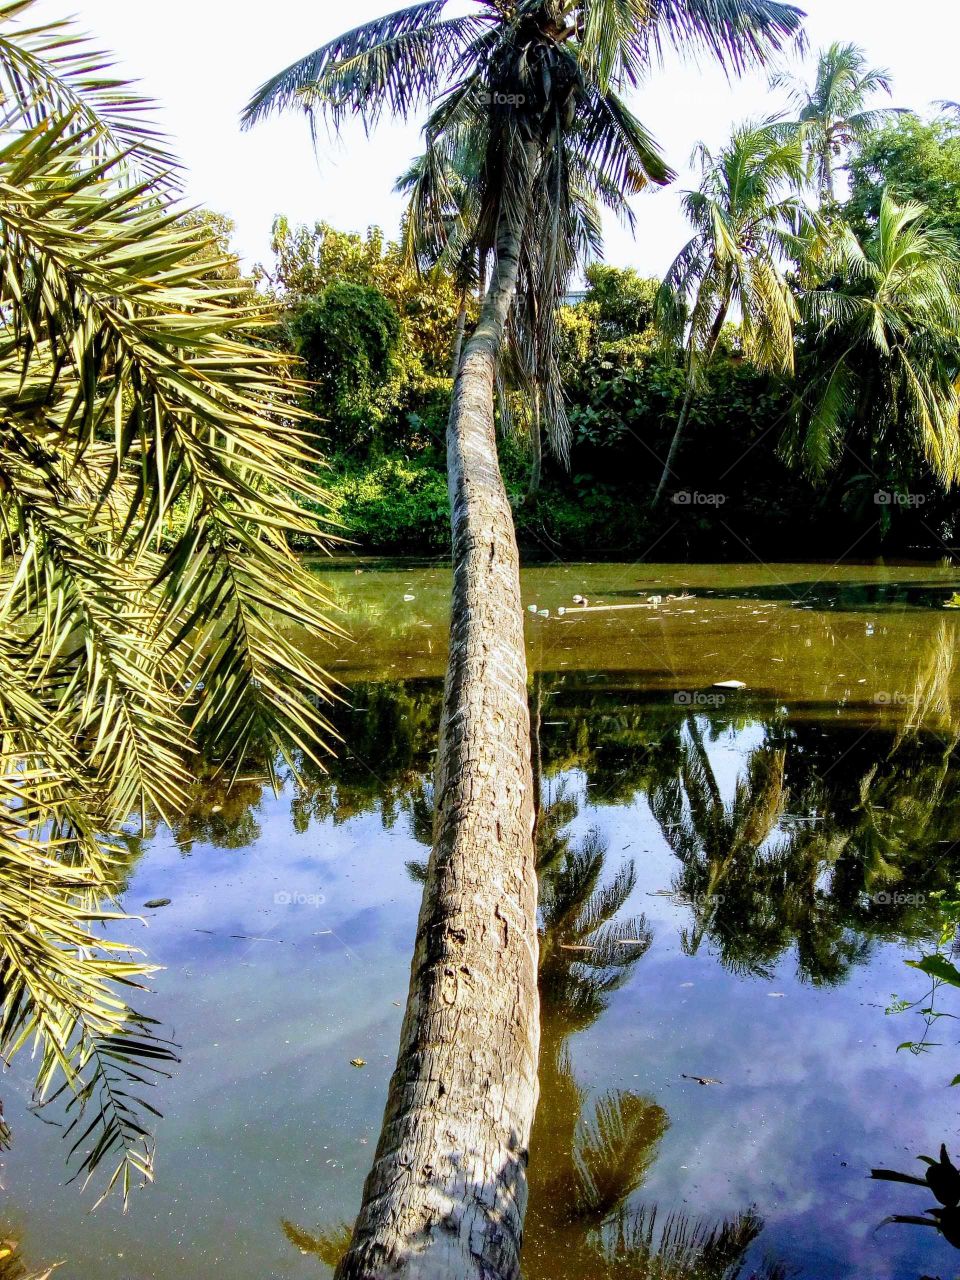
[240,65,960,559]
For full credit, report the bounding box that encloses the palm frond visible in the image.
[0,0,175,182]
[242,3,483,131]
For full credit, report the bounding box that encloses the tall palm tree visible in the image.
[771,42,904,203]
[0,1,337,1206]
[785,192,960,485]
[652,119,810,506]
[243,5,804,1276]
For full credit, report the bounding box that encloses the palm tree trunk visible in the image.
[450,290,468,379]
[651,303,729,509]
[335,152,539,1280]
[527,382,542,501]
[651,380,696,508]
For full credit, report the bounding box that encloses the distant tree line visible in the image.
[243,48,960,559]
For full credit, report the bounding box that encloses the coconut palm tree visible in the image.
[772,42,904,203]
[243,5,804,1276]
[0,1,337,1205]
[652,119,810,506]
[785,192,960,485]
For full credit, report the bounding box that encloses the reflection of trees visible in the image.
[649,716,788,973]
[638,621,960,983]
[0,1235,58,1280]
[282,792,786,1278]
[290,681,442,833]
[255,664,960,991]
[169,770,265,851]
[526,797,786,1280]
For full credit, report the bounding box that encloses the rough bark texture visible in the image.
[334,169,539,1280]
[450,293,468,379]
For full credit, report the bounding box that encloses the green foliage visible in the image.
[847,113,960,240]
[583,263,659,344]
[326,453,451,552]
[0,0,337,1205]
[772,41,901,202]
[787,193,960,485]
[289,282,402,449]
[263,217,463,379]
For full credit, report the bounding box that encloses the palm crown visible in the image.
[244,0,805,459]
[789,192,960,484]
[772,41,904,201]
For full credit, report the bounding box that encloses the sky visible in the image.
[29,0,960,278]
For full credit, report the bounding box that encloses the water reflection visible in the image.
[872,1144,960,1252]
[280,670,960,989]
[282,787,792,1278]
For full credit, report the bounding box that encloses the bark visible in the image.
[526,382,542,501]
[652,302,729,509]
[450,291,468,380]
[335,150,539,1280]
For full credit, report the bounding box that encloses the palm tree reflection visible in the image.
[284,790,785,1278]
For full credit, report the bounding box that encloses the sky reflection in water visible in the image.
[5,561,960,1280]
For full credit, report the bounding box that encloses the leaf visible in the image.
[906,954,960,986]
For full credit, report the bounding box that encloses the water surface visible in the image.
[6,560,960,1280]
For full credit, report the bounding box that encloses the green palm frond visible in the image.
[772,41,904,200]
[641,0,804,73]
[242,3,484,131]
[790,191,960,485]
[0,7,340,1208]
[0,0,176,182]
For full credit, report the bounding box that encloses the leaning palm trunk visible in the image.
[651,380,696,508]
[652,304,729,508]
[450,289,468,378]
[335,172,539,1280]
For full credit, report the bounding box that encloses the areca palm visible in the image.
[772,42,903,203]
[0,1,337,1206]
[786,192,960,485]
[244,4,803,1276]
[652,119,809,506]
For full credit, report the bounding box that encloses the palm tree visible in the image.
[785,192,960,485]
[0,1,337,1205]
[243,5,804,1276]
[772,42,904,203]
[652,119,810,506]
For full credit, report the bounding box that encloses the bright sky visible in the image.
[31,0,960,277]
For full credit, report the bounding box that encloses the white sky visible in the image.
[29,0,960,277]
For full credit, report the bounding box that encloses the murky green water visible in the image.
[7,560,960,1279]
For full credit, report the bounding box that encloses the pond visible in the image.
[7,559,960,1279]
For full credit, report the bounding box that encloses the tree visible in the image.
[288,281,403,450]
[0,1,336,1204]
[786,192,960,486]
[846,112,960,242]
[772,42,904,203]
[243,3,804,1276]
[652,119,809,505]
